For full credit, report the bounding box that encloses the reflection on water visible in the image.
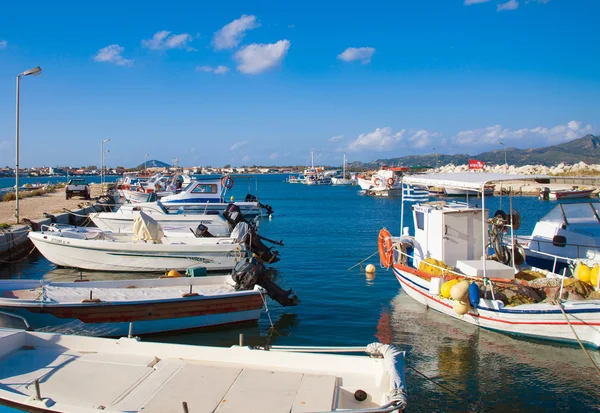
[383,291,600,412]
[3,177,600,412]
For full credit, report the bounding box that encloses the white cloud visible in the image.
[497,0,519,11]
[329,135,344,142]
[196,65,230,74]
[337,47,376,64]
[235,40,291,74]
[213,15,259,50]
[230,141,249,150]
[93,44,133,66]
[142,30,194,51]
[452,120,594,148]
[269,153,279,160]
[346,127,406,152]
[464,0,490,4]
[0,40,7,49]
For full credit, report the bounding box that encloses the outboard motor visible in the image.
[223,204,281,263]
[191,224,213,238]
[232,257,299,307]
[539,187,550,200]
[244,194,274,216]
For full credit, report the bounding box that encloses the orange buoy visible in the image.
[378,228,394,268]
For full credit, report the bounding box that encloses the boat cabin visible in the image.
[161,177,227,204]
[411,202,486,269]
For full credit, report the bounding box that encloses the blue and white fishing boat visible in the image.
[160,176,273,218]
[378,172,600,348]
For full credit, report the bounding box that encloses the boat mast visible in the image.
[343,154,347,178]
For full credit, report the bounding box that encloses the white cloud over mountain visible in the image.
[93,45,133,66]
[235,40,290,74]
[342,121,595,155]
[213,15,259,50]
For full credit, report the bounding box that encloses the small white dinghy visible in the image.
[0,329,407,413]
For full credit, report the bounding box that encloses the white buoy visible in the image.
[365,264,376,273]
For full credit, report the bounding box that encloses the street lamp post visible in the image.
[101,138,110,190]
[144,153,149,174]
[499,141,507,173]
[15,66,42,224]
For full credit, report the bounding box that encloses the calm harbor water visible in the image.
[1,174,599,412]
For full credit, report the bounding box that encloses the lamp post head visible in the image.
[103,138,111,143]
[20,66,42,77]
[499,141,504,146]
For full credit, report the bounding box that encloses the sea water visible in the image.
[1,174,599,412]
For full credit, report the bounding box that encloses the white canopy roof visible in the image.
[402,172,548,190]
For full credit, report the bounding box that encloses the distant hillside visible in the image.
[136,159,171,169]
[356,134,600,168]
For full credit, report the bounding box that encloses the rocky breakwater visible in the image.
[426,162,600,196]
[0,184,112,262]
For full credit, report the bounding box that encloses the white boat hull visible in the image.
[29,232,245,272]
[393,264,600,347]
[331,177,355,185]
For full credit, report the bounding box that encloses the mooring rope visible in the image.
[348,250,379,271]
[407,363,493,411]
[0,245,37,263]
[555,300,600,376]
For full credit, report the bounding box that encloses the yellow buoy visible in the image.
[365,264,376,274]
[578,264,591,284]
[230,196,235,201]
[590,265,599,287]
[167,269,182,278]
[440,279,459,299]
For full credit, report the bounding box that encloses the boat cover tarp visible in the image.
[35,284,239,304]
[132,211,164,243]
[402,172,548,190]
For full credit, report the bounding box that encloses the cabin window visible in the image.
[415,211,425,230]
[192,184,217,194]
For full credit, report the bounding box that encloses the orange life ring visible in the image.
[374,178,382,186]
[387,178,394,186]
[378,228,394,268]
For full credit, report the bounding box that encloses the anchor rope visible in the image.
[554,300,600,376]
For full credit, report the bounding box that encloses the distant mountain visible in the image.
[136,159,171,169]
[355,134,600,168]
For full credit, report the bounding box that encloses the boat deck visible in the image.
[0,333,351,412]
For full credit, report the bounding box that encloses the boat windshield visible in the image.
[540,202,600,234]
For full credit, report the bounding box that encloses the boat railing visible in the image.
[518,235,600,261]
[0,310,32,330]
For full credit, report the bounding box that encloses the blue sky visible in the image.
[0,0,599,168]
